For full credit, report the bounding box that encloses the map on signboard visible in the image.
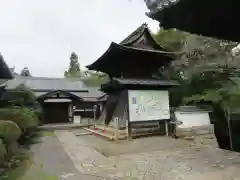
[128,90,170,122]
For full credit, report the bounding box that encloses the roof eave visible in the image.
[145,0,240,42]
[86,42,178,73]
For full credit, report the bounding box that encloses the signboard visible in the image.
[128,90,170,122]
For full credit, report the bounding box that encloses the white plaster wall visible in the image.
[73,116,81,124]
[175,111,211,129]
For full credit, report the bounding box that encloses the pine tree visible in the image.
[64,52,82,78]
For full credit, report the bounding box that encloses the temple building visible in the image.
[4,76,106,123]
[86,24,179,139]
[145,0,240,42]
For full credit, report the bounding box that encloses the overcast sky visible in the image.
[0,0,159,77]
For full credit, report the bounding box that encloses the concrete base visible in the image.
[176,124,218,148]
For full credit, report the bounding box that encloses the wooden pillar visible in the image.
[165,120,169,136]
[68,102,74,124]
[88,118,90,127]
[115,117,119,140]
[126,90,132,140]
[128,120,132,140]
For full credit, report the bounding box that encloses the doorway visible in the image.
[43,102,70,123]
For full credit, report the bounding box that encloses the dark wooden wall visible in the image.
[42,102,70,123]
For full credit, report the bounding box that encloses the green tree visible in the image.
[184,79,240,150]
[154,29,240,150]
[153,28,188,52]
[64,52,82,78]
[82,70,109,87]
[154,28,239,80]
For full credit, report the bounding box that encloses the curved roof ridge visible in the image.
[120,23,173,52]
[120,23,147,45]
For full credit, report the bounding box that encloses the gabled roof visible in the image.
[37,90,83,100]
[120,23,169,51]
[145,0,240,41]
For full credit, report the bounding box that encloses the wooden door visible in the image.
[43,102,69,123]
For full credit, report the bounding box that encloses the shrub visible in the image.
[0,84,37,107]
[0,107,39,132]
[0,84,44,123]
[0,139,7,162]
[0,121,21,146]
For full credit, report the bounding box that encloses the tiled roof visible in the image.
[71,87,106,101]
[5,77,106,101]
[120,23,148,45]
[114,78,179,86]
[175,105,212,112]
[6,76,87,91]
[34,92,48,97]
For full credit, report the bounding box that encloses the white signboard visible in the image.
[128,90,170,122]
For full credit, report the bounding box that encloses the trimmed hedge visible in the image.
[0,121,21,146]
[0,107,39,132]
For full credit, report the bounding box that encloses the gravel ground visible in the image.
[65,129,240,179]
[72,129,191,157]
[22,129,240,180]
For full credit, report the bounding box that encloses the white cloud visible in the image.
[0,0,158,77]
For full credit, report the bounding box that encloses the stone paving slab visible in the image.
[22,136,108,180]
[56,130,240,180]
[55,130,113,175]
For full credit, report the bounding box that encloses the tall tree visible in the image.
[64,52,82,78]
[20,67,31,77]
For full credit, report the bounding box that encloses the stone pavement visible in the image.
[22,135,108,180]
[56,130,240,180]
